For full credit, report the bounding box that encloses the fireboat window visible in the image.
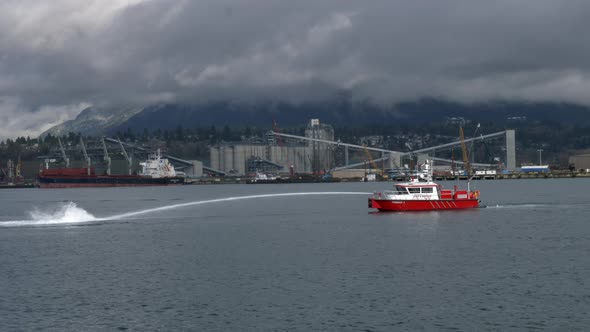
[408,188,421,194]
[395,186,408,194]
[421,187,434,193]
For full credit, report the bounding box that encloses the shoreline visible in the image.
[3,171,589,188]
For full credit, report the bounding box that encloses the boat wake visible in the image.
[482,203,552,209]
[0,192,370,228]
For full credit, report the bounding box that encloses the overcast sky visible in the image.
[1,0,590,139]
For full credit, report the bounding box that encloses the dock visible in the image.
[425,171,590,181]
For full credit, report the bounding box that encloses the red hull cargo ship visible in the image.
[38,149,184,188]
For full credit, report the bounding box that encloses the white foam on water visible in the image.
[0,192,371,227]
[0,201,98,227]
[483,203,550,209]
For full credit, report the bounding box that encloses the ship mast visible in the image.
[80,137,91,175]
[57,137,70,168]
[101,137,111,175]
[118,137,133,175]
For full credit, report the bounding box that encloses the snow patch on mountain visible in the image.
[42,106,144,137]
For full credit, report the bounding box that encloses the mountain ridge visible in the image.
[42,99,590,136]
[42,106,144,137]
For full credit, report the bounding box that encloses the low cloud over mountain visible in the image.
[2,0,590,139]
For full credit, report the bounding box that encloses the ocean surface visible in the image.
[1,179,589,331]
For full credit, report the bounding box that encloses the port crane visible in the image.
[273,129,511,169]
[459,127,471,176]
[459,123,482,177]
[117,137,133,175]
[101,137,111,175]
[57,137,70,168]
[79,137,91,175]
[362,144,382,179]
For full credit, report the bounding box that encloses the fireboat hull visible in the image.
[369,198,479,211]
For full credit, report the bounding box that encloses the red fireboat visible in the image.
[368,160,480,212]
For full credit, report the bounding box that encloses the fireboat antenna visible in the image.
[430,157,434,182]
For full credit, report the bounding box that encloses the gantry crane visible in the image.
[57,137,70,168]
[79,137,91,175]
[101,137,111,175]
[118,137,133,175]
[363,144,381,177]
[459,127,470,176]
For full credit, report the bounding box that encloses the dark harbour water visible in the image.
[1,179,590,331]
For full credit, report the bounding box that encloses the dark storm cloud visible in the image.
[1,0,590,138]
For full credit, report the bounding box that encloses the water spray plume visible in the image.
[108,192,371,220]
[0,202,97,227]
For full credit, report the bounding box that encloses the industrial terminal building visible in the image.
[210,119,519,177]
[569,152,590,171]
[210,119,335,176]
